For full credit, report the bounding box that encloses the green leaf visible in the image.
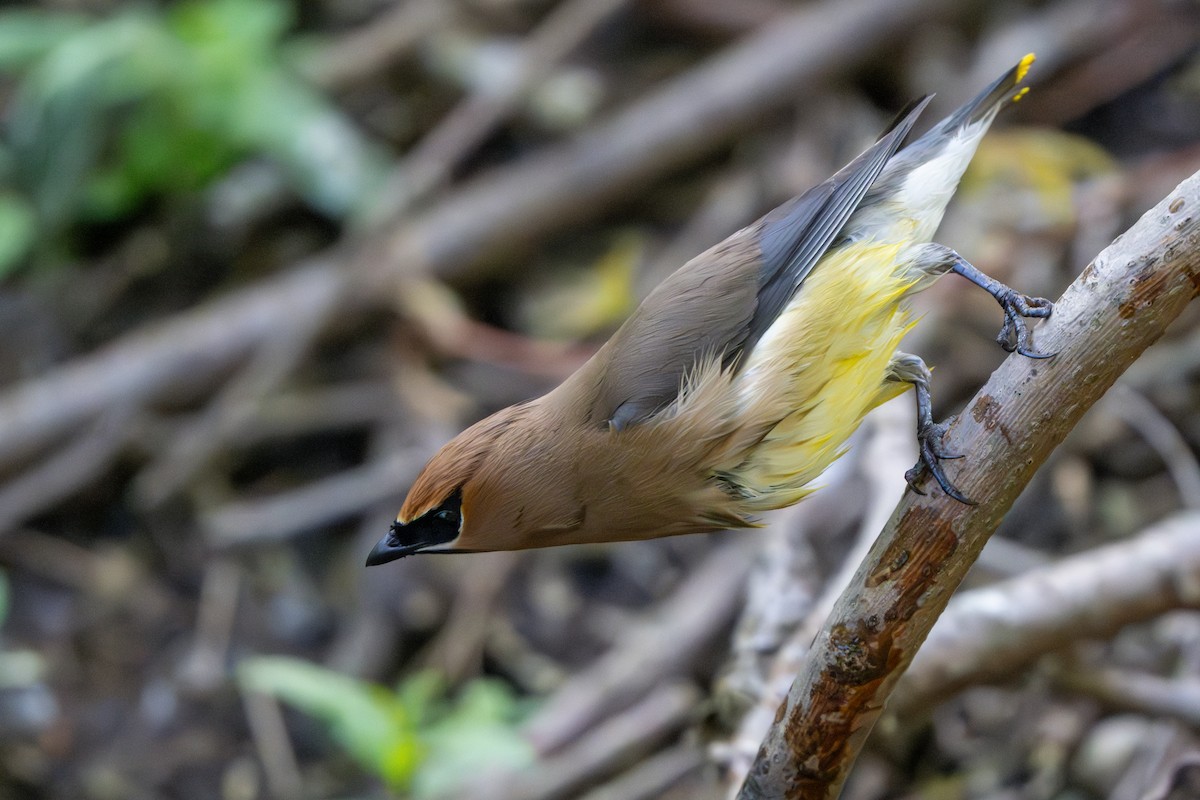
[169,0,291,60]
[0,10,86,70]
[226,69,389,216]
[396,669,444,727]
[0,195,36,276]
[0,0,396,268]
[4,12,172,227]
[238,656,423,789]
[411,679,535,799]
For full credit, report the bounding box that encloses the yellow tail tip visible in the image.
[1016,53,1036,83]
[1012,86,1030,102]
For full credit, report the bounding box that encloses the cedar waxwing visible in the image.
[367,54,1051,565]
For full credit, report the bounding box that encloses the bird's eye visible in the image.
[427,489,463,530]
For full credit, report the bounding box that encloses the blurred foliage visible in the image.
[0,0,389,275]
[238,657,534,796]
[518,230,643,340]
[963,129,1118,228]
[0,570,44,690]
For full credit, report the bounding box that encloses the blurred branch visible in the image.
[736,169,1200,799]
[132,306,329,508]
[304,0,452,89]
[0,402,135,533]
[369,0,962,288]
[522,539,752,755]
[201,447,424,547]
[481,682,700,800]
[241,688,305,800]
[1111,722,1200,800]
[0,0,961,475]
[179,557,243,693]
[576,742,706,800]
[891,511,1200,717]
[227,380,402,446]
[368,0,631,221]
[1012,1,1200,127]
[1103,385,1200,510]
[420,550,523,684]
[641,0,785,38]
[0,260,347,470]
[1055,664,1200,730]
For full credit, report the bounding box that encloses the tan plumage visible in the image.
[367,55,1050,565]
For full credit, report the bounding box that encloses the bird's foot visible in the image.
[942,250,1055,358]
[993,289,1055,358]
[905,418,976,505]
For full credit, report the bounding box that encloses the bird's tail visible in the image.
[845,54,1037,253]
[930,53,1035,135]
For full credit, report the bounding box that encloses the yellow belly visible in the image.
[723,240,918,509]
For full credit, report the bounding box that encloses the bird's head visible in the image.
[365,485,465,565]
[365,403,534,565]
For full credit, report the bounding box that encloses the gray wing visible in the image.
[746,95,932,353]
[597,97,931,431]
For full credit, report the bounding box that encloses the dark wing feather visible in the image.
[596,97,931,431]
[745,95,931,353]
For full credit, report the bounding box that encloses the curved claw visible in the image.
[995,292,1055,360]
[909,422,976,505]
[904,466,928,496]
[949,256,1054,358]
[923,425,963,461]
[1009,294,1054,317]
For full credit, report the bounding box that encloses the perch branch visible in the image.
[736,169,1200,800]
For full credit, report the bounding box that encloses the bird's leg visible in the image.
[886,352,975,505]
[920,244,1055,358]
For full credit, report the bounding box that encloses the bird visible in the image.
[367,54,1051,565]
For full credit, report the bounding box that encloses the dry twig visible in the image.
[369,0,631,221]
[201,447,426,548]
[482,682,701,800]
[891,511,1200,717]
[576,743,707,800]
[1056,665,1200,730]
[523,540,752,755]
